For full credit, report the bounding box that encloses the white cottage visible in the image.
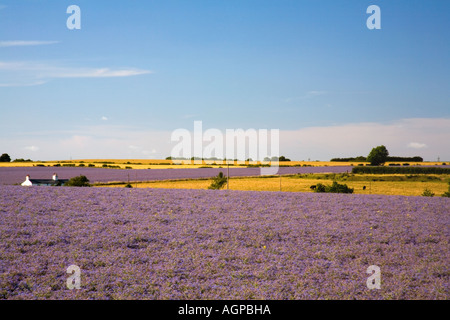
[21,173,68,186]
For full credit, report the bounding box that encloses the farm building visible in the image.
[21,173,68,187]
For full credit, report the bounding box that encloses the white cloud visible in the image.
[128,144,157,156]
[0,61,44,70]
[0,61,152,87]
[0,41,59,47]
[24,146,39,152]
[307,90,328,96]
[60,135,92,149]
[51,67,152,78]
[407,142,427,149]
[142,149,157,155]
[280,118,450,161]
[3,118,450,161]
[101,116,108,121]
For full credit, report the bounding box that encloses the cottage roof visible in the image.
[28,179,69,184]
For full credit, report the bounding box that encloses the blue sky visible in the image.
[1,0,449,161]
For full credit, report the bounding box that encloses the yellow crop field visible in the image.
[0,162,38,167]
[1,158,447,168]
[0,160,219,169]
[99,175,450,197]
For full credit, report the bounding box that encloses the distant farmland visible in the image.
[0,166,352,185]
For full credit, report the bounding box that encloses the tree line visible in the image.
[0,153,33,163]
[331,156,424,162]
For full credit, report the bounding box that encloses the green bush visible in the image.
[88,164,95,167]
[421,188,434,197]
[326,181,354,193]
[314,181,354,194]
[279,156,291,162]
[388,156,423,162]
[64,175,91,187]
[102,164,121,169]
[13,158,32,162]
[125,183,133,188]
[352,166,450,174]
[246,164,270,168]
[208,172,227,190]
[330,156,366,162]
[315,183,326,193]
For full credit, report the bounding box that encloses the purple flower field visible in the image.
[0,166,352,185]
[0,185,448,300]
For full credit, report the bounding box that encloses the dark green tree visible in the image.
[208,172,227,190]
[64,175,91,187]
[314,181,354,194]
[421,188,434,197]
[0,153,11,162]
[314,183,326,193]
[367,145,389,166]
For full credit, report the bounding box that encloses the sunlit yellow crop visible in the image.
[98,174,450,197]
[1,158,446,169]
